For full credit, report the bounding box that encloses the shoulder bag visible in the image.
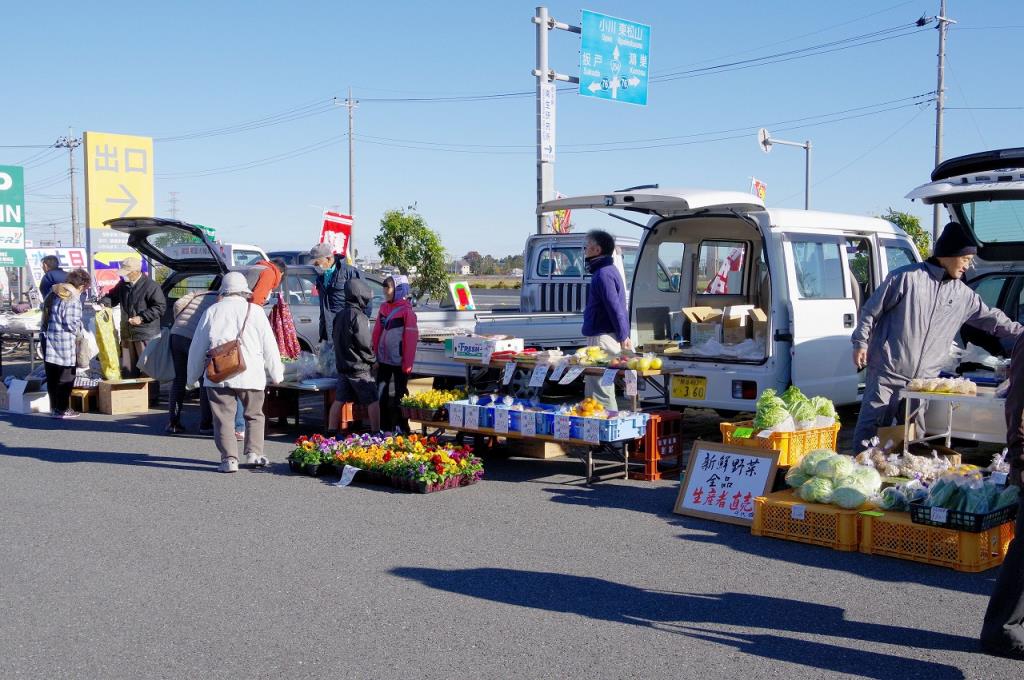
[206,302,252,383]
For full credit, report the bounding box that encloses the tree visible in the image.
[881,208,931,258]
[375,209,449,301]
[463,251,482,274]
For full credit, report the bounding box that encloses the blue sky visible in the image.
[5,1,1022,260]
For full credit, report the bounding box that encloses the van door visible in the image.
[784,235,860,403]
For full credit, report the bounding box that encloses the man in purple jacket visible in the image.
[581,230,632,410]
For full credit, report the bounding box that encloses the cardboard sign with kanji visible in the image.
[673,441,779,526]
[319,211,353,258]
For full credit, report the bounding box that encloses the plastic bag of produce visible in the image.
[90,308,121,381]
[785,466,812,489]
[836,465,882,495]
[996,485,1020,510]
[800,449,837,476]
[799,477,834,504]
[790,399,818,430]
[297,352,319,381]
[781,385,805,411]
[317,340,336,376]
[814,454,855,481]
[878,486,908,511]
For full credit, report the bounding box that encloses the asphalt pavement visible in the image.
[0,396,1018,680]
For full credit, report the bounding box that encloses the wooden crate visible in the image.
[98,379,154,415]
[70,387,98,413]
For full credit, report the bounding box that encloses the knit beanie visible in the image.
[932,222,978,258]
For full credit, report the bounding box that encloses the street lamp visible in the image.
[758,128,812,210]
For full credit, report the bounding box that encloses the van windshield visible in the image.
[958,200,1024,244]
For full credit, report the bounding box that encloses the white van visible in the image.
[539,188,921,412]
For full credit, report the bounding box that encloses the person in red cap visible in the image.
[851,221,1023,447]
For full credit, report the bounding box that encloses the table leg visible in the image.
[946,401,953,448]
[903,397,911,456]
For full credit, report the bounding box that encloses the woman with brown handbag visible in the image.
[186,273,284,473]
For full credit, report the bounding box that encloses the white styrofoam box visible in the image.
[450,336,524,363]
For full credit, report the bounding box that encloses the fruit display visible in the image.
[565,396,608,419]
[574,346,610,366]
[577,349,664,371]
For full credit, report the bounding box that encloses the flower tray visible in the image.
[400,406,445,422]
[347,468,479,494]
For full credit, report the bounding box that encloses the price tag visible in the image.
[992,471,1008,486]
[624,370,638,396]
[554,415,572,440]
[600,368,617,388]
[501,361,517,385]
[756,430,773,439]
[334,464,360,487]
[791,505,806,521]
[521,411,537,437]
[481,347,493,366]
[732,427,755,439]
[582,418,601,444]
[464,405,480,429]
[930,507,949,524]
[529,362,549,387]
[559,366,586,385]
[448,403,465,428]
[549,360,569,382]
[494,408,509,434]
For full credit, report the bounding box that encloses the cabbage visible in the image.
[838,466,882,494]
[753,398,789,430]
[781,385,806,411]
[790,399,818,425]
[785,466,811,489]
[799,477,834,504]
[800,449,837,476]
[878,486,907,511]
[756,388,779,408]
[814,454,855,481]
[810,395,837,419]
[832,486,869,509]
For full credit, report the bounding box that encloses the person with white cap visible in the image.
[186,272,284,473]
[99,255,166,378]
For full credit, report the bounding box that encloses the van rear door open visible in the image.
[783,234,860,404]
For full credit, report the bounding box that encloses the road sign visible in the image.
[758,128,773,153]
[0,165,26,266]
[579,10,651,106]
[83,131,154,284]
[540,82,556,161]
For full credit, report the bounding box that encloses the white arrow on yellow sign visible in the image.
[83,131,154,228]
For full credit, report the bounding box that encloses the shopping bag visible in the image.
[270,292,301,360]
[137,331,176,382]
[92,308,122,381]
[75,329,98,370]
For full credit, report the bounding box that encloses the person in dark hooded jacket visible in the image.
[330,278,380,433]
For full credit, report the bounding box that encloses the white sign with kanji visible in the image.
[674,441,779,526]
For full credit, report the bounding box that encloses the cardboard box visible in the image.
[681,307,723,347]
[4,379,50,414]
[450,336,524,363]
[692,322,720,346]
[98,378,154,415]
[509,439,570,459]
[722,305,755,345]
[749,308,769,342]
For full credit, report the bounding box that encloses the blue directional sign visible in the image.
[579,10,651,106]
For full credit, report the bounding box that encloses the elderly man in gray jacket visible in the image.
[851,221,1023,447]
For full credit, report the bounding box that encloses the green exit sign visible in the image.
[0,165,26,266]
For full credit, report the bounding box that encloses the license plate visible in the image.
[672,375,707,400]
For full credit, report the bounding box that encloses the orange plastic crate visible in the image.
[859,510,1015,572]
[628,410,684,481]
[721,420,841,467]
[752,490,860,551]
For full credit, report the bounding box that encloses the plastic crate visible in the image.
[908,500,1019,533]
[860,510,1015,572]
[629,410,685,481]
[752,490,860,551]
[721,420,841,467]
[508,407,556,435]
[568,413,650,442]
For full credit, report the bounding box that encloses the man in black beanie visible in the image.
[850,221,1023,446]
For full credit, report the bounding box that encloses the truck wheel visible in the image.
[509,367,541,401]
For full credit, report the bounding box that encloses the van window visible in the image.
[619,247,638,286]
[792,240,846,299]
[973,275,1008,310]
[536,247,584,278]
[883,245,916,272]
[285,273,318,306]
[233,249,263,267]
[844,238,872,300]
[697,241,746,295]
[961,200,1024,243]
[657,242,685,292]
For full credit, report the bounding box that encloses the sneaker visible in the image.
[198,426,214,436]
[61,409,80,419]
[235,431,245,441]
[245,452,269,467]
[50,409,64,419]
[219,458,239,473]
[165,421,185,435]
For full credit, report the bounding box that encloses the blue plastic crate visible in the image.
[569,413,650,442]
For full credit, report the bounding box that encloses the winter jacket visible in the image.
[371,298,419,372]
[249,260,283,306]
[333,278,375,375]
[185,295,284,390]
[316,259,362,341]
[39,268,67,303]
[1005,333,1024,483]
[42,282,82,366]
[170,291,218,339]
[100,274,167,342]
[581,255,630,342]
[852,260,1022,382]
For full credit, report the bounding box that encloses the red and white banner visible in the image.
[705,246,745,294]
[319,211,353,258]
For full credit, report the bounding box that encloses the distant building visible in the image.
[447,260,471,276]
[510,267,524,278]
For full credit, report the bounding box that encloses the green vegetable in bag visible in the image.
[996,485,1020,509]
[814,454,855,481]
[790,399,818,425]
[799,477,834,504]
[925,478,958,508]
[810,395,838,420]
[753,398,789,430]
[781,385,806,411]
[879,486,907,511]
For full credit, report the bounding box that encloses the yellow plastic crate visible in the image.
[721,420,841,467]
[752,490,860,551]
[859,510,1015,573]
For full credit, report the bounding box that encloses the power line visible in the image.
[154,98,338,142]
[155,134,345,178]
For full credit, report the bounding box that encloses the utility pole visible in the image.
[168,191,180,219]
[532,7,580,234]
[931,1,955,240]
[54,129,82,247]
[347,87,355,219]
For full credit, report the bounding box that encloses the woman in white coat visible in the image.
[187,272,284,473]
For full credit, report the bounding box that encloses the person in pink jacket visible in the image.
[372,275,419,432]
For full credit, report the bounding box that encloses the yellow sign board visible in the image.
[83,131,154,228]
